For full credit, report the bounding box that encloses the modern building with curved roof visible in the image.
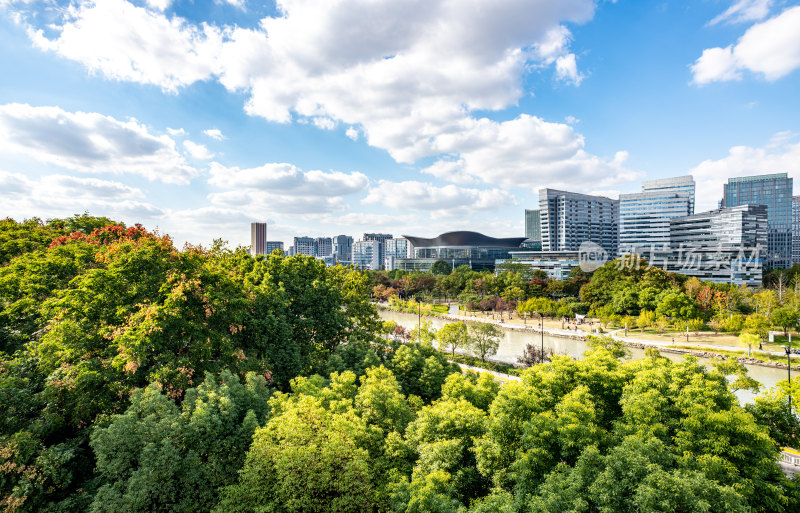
[396,231,526,272]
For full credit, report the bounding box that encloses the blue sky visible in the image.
[1,0,799,248]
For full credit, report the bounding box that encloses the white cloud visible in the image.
[420,114,640,191]
[312,117,336,130]
[709,0,772,26]
[555,53,585,85]
[564,115,580,125]
[0,103,197,183]
[28,0,222,92]
[692,46,741,84]
[345,127,359,141]
[205,162,370,215]
[20,0,615,191]
[203,128,226,140]
[690,132,800,212]
[221,0,246,9]
[208,162,369,196]
[692,6,800,84]
[183,140,214,159]
[0,169,160,222]
[167,127,186,136]
[146,0,172,12]
[363,180,515,217]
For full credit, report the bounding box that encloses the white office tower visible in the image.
[539,189,619,256]
[250,222,267,256]
[352,240,381,270]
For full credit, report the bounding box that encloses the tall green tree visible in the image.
[467,323,502,362]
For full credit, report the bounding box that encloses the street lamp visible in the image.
[783,336,792,417]
[416,294,421,336]
[533,311,544,363]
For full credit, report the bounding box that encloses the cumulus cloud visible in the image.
[345,127,359,141]
[0,103,197,183]
[167,127,186,136]
[208,162,369,195]
[690,132,800,212]
[206,162,370,214]
[420,115,640,190]
[692,6,800,84]
[145,0,172,12]
[19,0,617,190]
[183,140,214,159]
[555,54,584,85]
[0,169,160,222]
[363,180,515,218]
[28,0,222,92]
[203,128,226,140]
[709,0,772,26]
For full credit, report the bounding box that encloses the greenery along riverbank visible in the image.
[368,256,800,357]
[2,215,800,512]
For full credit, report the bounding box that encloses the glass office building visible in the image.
[663,205,767,286]
[539,189,619,256]
[396,231,526,272]
[722,173,792,269]
[384,238,409,271]
[313,237,332,257]
[619,190,692,254]
[524,209,541,241]
[352,240,380,270]
[363,233,393,269]
[641,175,696,214]
[333,235,353,264]
[793,196,800,264]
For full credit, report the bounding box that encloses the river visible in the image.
[378,309,788,404]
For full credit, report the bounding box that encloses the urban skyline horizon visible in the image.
[2,2,799,250]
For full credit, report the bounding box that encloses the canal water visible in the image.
[378,310,787,404]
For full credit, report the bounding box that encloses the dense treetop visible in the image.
[1,215,799,512]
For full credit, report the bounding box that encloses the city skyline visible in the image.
[1,1,799,248]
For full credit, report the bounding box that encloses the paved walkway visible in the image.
[440,310,793,359]
[453,362,521,383]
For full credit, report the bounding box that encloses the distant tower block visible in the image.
[250,222,267,255]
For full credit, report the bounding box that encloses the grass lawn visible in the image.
[669,344,800,366]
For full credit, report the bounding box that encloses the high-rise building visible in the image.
[619,190,691,253]
[314,237,333,257]
[641,175,696,214]
[539,189,619,256]
[384,238,409,270]
[722,173,792,269]
[665,205,767,285]
[250,222,267,256]
[293,236,315,256]
[333,235,354,264]
[265,241,284,253]
[352,240,380,270]
[524,209,541,241]
[793,196,800,264]
[363,233,393,270]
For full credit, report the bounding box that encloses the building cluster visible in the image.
[249,172,795,287]
[248,227,410,270]
[518,173,792,286]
